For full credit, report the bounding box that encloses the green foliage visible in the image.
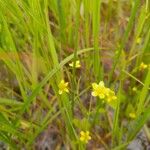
[0,0,150,149]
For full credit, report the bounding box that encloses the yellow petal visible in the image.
[69,62,73,67]
[69,60,81,68]
[86,131,89,135]
[65,82,68,86]
[59,90,62,95]
[92,83,98,89]
[65,89,69,93]
[99,81,104,87]
[105,88,110,95]
[88,136,91,140]
[107,98,111,102]
[92,91,98,97]
[99,94,105,99]
[112,96,117,100]
[80,131,85,135]
[61,80,65,84]
[80,137,84,141]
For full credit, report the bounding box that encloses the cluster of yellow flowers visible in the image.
[91,81,117,104]
[58,79,117,105]
[80,131,91,143]
[57,59,149,144]
[57,61,118,144]
[58,60,81,95]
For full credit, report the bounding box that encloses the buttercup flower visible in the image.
[58,80,69,95]
[92,81,108,99]
[69,60,81,68]
[139,62,148,71]
[129,112,136,119]
[92,81,117,108]
[80,131,91,143]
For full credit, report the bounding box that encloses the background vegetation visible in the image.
[0,0,150,149]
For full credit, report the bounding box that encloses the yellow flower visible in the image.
[80,131,91,143]
[139,62,148,71]
[91,81,117,108]
[129,112,136,119]
[92,81,108,99]
[136,37,141,44]
[69,60,81,68]
[106,89,117,103]
[132,87,137,92]
[58,80,69,95]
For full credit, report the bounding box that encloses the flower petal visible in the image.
[99,94,105,99]
[88,136,91,140]
[65,82,68,86]
[92,83,98,89]
[65,89,69,93]
[61,80,64,84]
[99,81,104,87]
[112,96,117,100]
[80,131,85,136]
[59,90,62,95]
[80,137,84,141]
[92,91,98,97]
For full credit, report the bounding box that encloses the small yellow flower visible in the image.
[58,80,69,95]
[136,37,141,44]
[129,112,136,119]
[91,81,117,108]
[139,62,148,71]
[132,87,137,92]
[92,81,108,99]
[69,60,81,68]
[106,89,117,103]
[80,131,91,143]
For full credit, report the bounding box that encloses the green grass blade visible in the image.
[137,68,150,115]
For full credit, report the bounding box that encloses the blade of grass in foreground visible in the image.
[112,81,122,147]
[0,11,27,102]
[92,0,102,81]
[128,5,148,59]
[72,0,81,113]
[83,0,91,47]
[137,68,150,115]
[56,0,67,44]
[136,27,150,68]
